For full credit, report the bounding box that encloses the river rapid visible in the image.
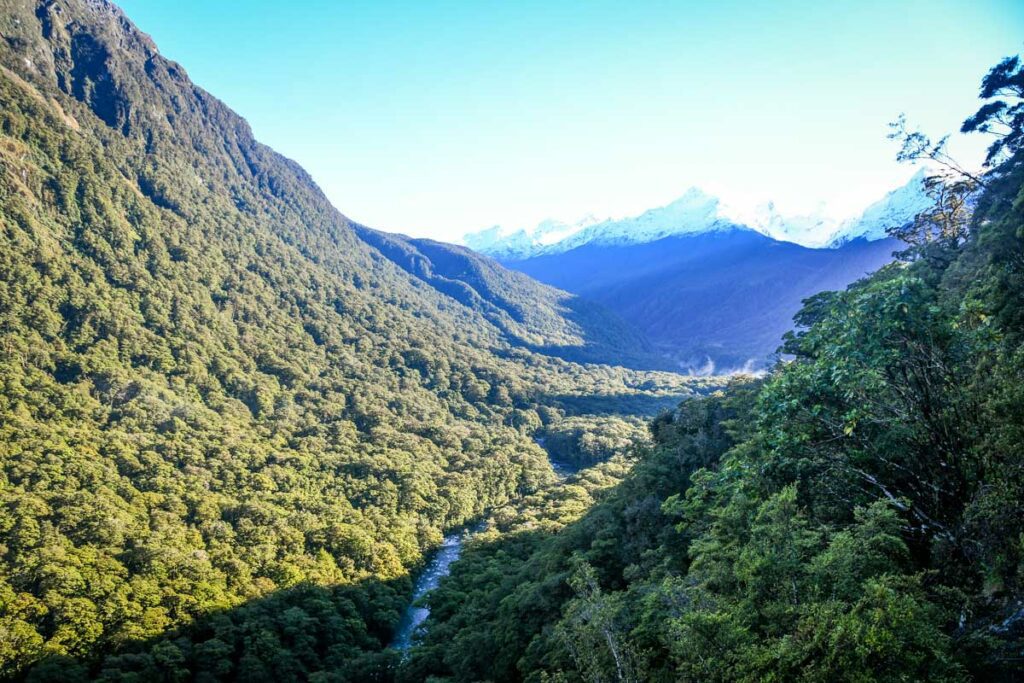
[390,438,575,652]
[388,525,475,651]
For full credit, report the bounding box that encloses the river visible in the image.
[535,436,575,479]
[390,438,573,652]
[389,525,475,652]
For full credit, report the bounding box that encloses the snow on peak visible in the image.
[533,214,602,246]
[718,198,836,247]
[826,169,932,247]
[463,187,748,259]
[463,214,600,259]
[553,187,743,252]
[463,172,935,258]
[462,225,536,259]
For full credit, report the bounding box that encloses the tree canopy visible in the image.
[403,56,1024,682]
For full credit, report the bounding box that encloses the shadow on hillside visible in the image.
[512,336,677,372]
[396,527,570,683]
[352,225,678,373]
[522,296,679,372]
[541,391,686,417]
[23,576,413,682]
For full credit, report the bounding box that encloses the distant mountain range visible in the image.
[465,170,931,257]
[464,173,932,372]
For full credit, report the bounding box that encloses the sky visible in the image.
[116,0,1024,243]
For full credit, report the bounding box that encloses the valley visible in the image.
[390,524,477,653]
[391,438,575,654]
[465,176,932,372]
[0,0,1021,681]
[0,0,702,677]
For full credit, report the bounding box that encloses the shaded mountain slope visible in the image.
[505,229,897,371]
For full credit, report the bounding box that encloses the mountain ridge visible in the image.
[462,172,930,372]
[505,229,898,372]
[0,1,698,676]
[464,169,931,257]
[352,225,673,369]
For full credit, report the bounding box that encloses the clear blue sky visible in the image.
[117,0,1023,242]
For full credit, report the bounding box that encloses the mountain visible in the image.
[465,170,932,256]
[464,215,601,260]
[826,169,933,245]
[354,226,672,369]
[464,175,930,371]
[405,148,1024,680]
[0,1,698,677]
[403,137,1024,682]
[508,229,897,372]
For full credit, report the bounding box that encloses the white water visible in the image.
[390,438,573,652]
[389,527,474,651]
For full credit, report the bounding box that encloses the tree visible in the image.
[558,561,643,683]
[961,55,1024,166]
[887,174,976,251]
[887,114,988,188]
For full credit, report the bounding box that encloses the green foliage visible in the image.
[407,141,1024,682]
[961,55,1024,166]
[0,2,700,677]
[1,3,1022,681]
[537,416,649,469]
[403,386,755,681]
[557,562,645,683]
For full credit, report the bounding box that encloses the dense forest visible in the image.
[403,58,1024,681]
[1,0,1022,681]
[0,1,701,679]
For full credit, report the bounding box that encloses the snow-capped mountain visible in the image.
[729,201,835,248]
[825,169,932,246]
[556,188,743,252]
[462,226,537,260]
[464,170,933,258]
[460,170,937,372]
[464,215,600,259]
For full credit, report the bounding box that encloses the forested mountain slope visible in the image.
[405,126,1024,679]
[0,0,696,677]
[352,226,671,370]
